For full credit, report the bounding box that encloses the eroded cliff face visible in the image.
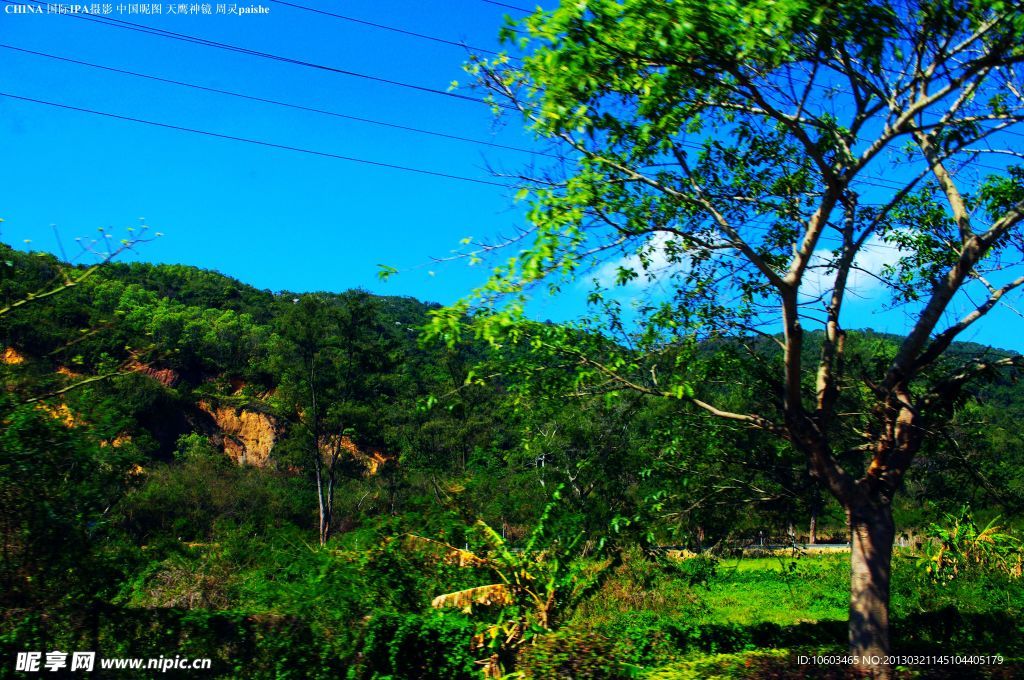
[197,401,279,467]
[6,346,391,473]
[2,346,26,364]
[319,434,391,476]
[125,358,180,388]
[195,402,392,474]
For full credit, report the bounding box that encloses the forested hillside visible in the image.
[2,243,1022,677]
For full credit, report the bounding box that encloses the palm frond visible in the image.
[431,584,514,612]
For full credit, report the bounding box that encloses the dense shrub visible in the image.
[517,629,622,679]
[675,553,720,588]
[571,549,710,625]
[349,612,477,680]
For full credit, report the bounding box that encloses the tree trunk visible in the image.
[848,497,895,679]
[319,515,329,546]
[316,467,328,547]
[324,470,335,544]
[809,488,820,545]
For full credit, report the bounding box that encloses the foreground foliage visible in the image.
[1,244,1022,676]
[430,0,1024,673]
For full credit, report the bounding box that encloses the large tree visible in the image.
[272,292,396,546]
[430,0,1024,674]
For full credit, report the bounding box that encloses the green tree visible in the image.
[0,227,156,320]
[430,1,1024,674]
[272,292,397,546]
[0,390,141,608]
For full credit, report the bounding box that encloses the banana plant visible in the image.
[408,486,610,677]
[921,507,1022,581]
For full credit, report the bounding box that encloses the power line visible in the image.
[5,0,514,111]
[0,49,951,198]
[0,95,933,253]
[267,0,504,57]
[16,0,1020,159]
[0,46,918,195]
[0,91,514,188]
[0,44,559,160]
[481,0,535,13]
[1,5,1003,203]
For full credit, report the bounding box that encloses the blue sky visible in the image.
[0,0,543,297]
[1,0,1021,351]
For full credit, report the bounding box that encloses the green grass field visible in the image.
[518,551,1024,678]
[5,546,1019,678]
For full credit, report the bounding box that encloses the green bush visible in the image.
[675,554,719,589]
[571,549,709,625]
[919,508,1023,582]
[891,552,1024,620]
[517,629,623,678]
[349,611,477,680]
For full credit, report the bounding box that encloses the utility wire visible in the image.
[0,4,1006,197]
[0,44,559,159]
[0,51,954,195]
[5,0,515,111]
[0,45,911,194]
[0,91,514,188]
[14,0,1020,155]
[0,94,920,252]
[0,89,907,224]
[0,45,925,196]
[481,0,535,13]
[267,0,504,57]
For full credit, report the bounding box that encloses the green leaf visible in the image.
[376,264,399,282]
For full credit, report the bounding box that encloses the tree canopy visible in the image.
[428,0,1024,674]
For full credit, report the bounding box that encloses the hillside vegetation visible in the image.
[2,243,1022,677]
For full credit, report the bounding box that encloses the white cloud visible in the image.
[590,232,695,290]
[800,233,904,302]
[587,230,905,307]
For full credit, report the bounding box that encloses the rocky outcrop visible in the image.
[2,347,26,364]
[194,401,392,474]
[197,401,279,467]
[36,402,81,428]
[320,434,392,476]
[125,359,180,387]
[9,348,392,474]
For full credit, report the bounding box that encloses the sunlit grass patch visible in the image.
[702,555,849,626]
[642,649,809,679]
